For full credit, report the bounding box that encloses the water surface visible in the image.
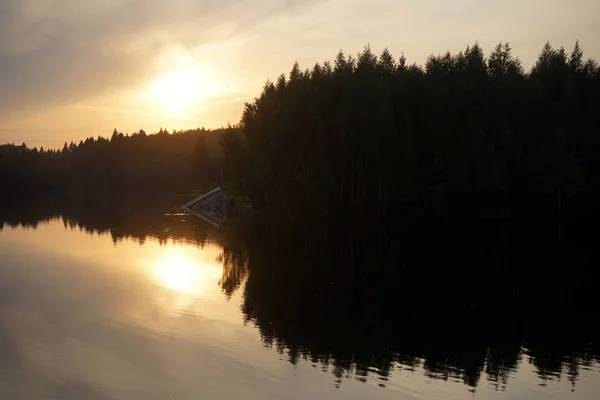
[0,202,598,399]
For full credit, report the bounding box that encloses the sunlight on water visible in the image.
[0,214,599,400]
[154,251,210,294]
[148,246,230,314]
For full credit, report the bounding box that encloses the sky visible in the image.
[1,0,599,149]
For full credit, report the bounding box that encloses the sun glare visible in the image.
[155,253,199,292]
[149,68,203,110]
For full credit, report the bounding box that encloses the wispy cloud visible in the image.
[0,0,316,117]
[0,0,598,128]
[73,104,223,124]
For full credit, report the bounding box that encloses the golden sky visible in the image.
[1,0,599,149]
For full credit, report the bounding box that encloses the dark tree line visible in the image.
[222,42,600,222]
[0,127,225,203]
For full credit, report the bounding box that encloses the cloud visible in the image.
[1,0,598,124]
[0,0,314,117]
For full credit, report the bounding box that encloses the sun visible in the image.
[149,68,202,110]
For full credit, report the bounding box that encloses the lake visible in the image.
[0,198,598,399]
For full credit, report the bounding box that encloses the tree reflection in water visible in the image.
[1,198,598,391]
[227,219,599,391]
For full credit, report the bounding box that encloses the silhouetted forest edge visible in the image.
[2,41,600,227]
[1,127,225,202]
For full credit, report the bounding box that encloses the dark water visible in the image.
[0,198,598,399]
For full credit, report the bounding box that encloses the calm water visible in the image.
[0,199,598,399]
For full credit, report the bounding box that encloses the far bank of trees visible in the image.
[222,42,600,221]
[0,127,226,202]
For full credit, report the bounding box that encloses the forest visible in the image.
[222,41,600,222]
[0,127,225,204]
[2,41,600,223]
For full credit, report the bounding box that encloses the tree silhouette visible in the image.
[0,127,229,204]
[222,41,600,223]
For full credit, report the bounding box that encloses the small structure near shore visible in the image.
[182,187,229,227]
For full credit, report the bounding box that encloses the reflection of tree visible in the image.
[218,247,248,298]
[484,347,522,391]
[231,220,599,390]
[0,195,221,247]
[2,202,599,391]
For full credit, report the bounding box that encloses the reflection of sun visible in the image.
[155,253,200,293]
[150,246,226,313]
